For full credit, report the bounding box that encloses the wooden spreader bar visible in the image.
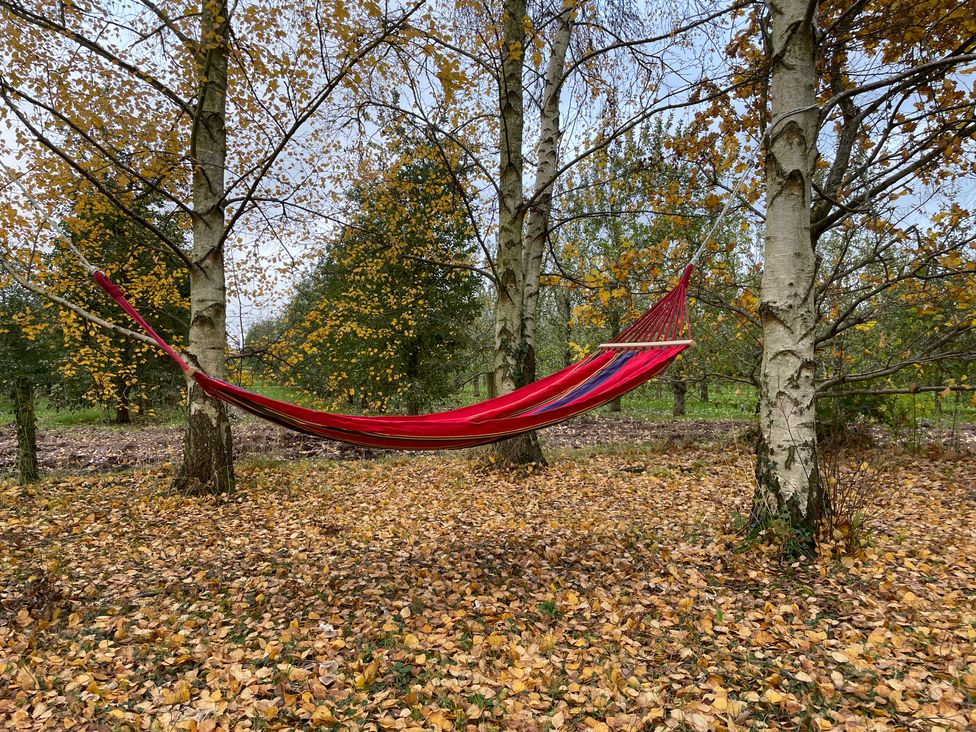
[597,339,695,349]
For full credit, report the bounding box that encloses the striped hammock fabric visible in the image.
[92,265,694,450]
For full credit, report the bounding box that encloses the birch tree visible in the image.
[178,0,234,492]
[754,0,824,533]
[487,0,576,463]
[722,0,976,537]
[0,0,420,492]
[519,1,575,388]
[367,0,748,464]
[491,0,533,457]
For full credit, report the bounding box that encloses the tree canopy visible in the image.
[255,138,483,415]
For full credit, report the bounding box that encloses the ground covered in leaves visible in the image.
[0,415,757,477]
[1,447,975,731]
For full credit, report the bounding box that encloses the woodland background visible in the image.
[1,0,975,729]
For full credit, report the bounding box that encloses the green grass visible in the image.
[610,381,757,421]
[0,396,184,430]
[3,373,972,433]
[0,397,104,428]
[845,391,976,431]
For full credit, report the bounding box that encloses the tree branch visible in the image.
[0,256,160,349]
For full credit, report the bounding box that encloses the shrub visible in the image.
[818,449,884,553]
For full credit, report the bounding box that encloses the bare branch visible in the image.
[218,2,427,247]
[819,50,976,120]
[0,0,192,114]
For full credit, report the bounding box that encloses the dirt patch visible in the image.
[1,412,972,478]
[0,413,754,477]
[538,413,752,449]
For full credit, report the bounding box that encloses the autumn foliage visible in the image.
[2,446,975,730]
[260,141,483,415]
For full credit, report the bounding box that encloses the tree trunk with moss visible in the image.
[522,3,574,386]
[671,378,687,417]
[753,0,826,537]
[491,0,546,466]
[13,375,39,485]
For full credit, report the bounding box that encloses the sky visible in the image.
[2,0,974,353]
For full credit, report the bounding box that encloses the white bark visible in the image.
[175,0,234,493]
[754,0,823,529]
[490,0,548,465]
[522,3,575,383]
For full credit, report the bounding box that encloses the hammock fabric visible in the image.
[92,265,694,450]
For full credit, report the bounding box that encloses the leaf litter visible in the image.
[1,447,974,730]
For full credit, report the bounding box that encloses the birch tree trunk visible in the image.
[522,3,575,384]
[492,0,526,400]
[753,0,826,535]
[491,0,544,465]
[173,0,234,494]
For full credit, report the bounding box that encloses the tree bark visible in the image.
[492,0,526,399]
[114,375,131,424]
[173,0,234,494]
[13,375,39,485]
[699,377,709,403]
[406,349,420,415]
[491,0,545,466]
[671,378,687,417]
[522,3,575,384]
[753,0,826,536]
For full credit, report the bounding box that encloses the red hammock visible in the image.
[92,265,694,450]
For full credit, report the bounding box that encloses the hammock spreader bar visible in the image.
[91,265,695,450]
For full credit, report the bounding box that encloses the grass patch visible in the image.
[0,395,184,429]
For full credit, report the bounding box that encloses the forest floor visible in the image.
[0,415,758,477]
[1,412,974,478]
[1,424,975,731]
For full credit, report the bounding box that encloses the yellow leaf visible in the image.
[17,667,37,691]
[311,705,336,726]
[764,689,784,704]
[427,711,452,730]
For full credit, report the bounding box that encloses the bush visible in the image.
[818,449,884,553]
[817,394,907,443]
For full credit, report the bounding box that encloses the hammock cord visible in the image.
[688,160,755,266]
